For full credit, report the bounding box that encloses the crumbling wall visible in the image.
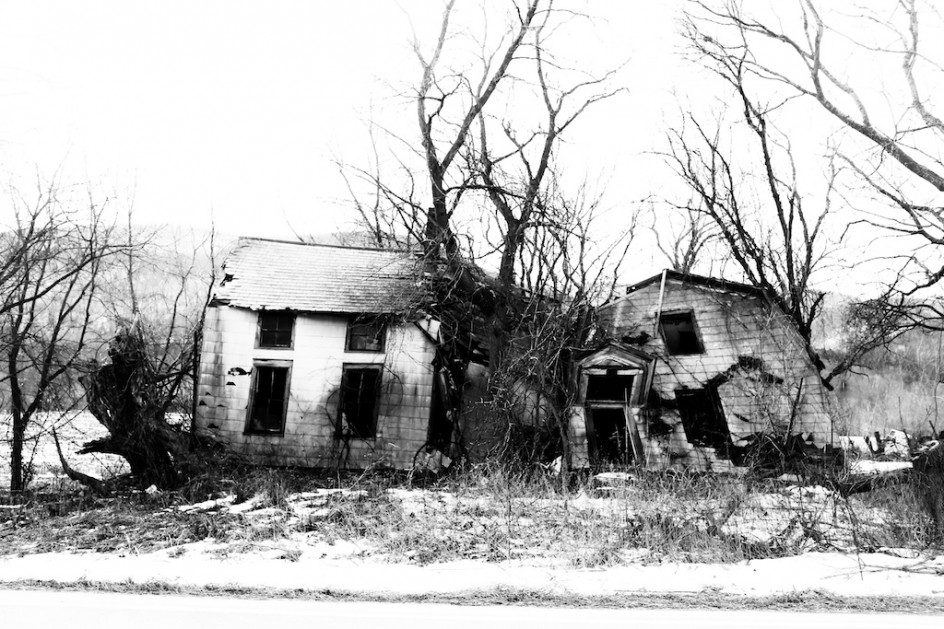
[599,280,833,470]
[195,306,436,469]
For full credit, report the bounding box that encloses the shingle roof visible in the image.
[213,238,426,314]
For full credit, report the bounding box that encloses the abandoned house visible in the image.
[570,270,835,471]
[196,239,835,473]
[195,238,445,470]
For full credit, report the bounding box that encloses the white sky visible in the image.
[2,0,930,295]
[0,0,698,245]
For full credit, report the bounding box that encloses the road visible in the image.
[0,589,939,627]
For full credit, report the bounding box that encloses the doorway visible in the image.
[589,407,633,464]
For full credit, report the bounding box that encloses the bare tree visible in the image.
[414,0,540,261]
[0,180,121,491]
[0,177,217,493]
[650,202,719,275]
[68,224,217,491]
[664,88,841,383]
[349,0,625,357]
[341,1,629,466]
[686,0,944,295]
[491,180,633,477]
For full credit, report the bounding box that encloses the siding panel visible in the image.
[598,279,834,470]
[196,307,436,469]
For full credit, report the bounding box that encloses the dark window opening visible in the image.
[589,408,633,465]
[586,373,635,403]
[660,312,703,355]
[346,318,386,352]
[339,367,381,438]
[676,388,730,451]
[427,367,454,451]
[258,311,294,348]
[246,365,290,434]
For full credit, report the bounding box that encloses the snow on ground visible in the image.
[0,547,941,599]
[2,464,940,600]
[0,411,129,487]
[1,484,941,600]
[851,460,914,475]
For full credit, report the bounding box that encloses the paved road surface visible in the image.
[0,589,939,627]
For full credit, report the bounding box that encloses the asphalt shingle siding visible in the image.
[214,238,425,314]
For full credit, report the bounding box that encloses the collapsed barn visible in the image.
[571,271,834,470]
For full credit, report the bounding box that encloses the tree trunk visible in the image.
[8,337,25,493]
[9,409,25,493]
[80,328,185,490]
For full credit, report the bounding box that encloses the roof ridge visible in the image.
[237,236,415,255]
[624,269,766,297]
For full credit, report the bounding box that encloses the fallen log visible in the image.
[51,428,108,496]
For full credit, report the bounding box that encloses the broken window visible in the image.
[346,318,386,352]
[258,311,295,348]
[660,311,703,355]
[246,362,291,434]
[675,388,730,450]
[586,373,635,403]
[339,366,381,438]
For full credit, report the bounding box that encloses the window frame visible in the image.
[659,310,705,356]
[337,364,383,439]
[675,387,730,450]
[244,360,293,436]
[256,311,295,349]
[345,317,386,353]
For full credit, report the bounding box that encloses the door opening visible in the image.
[589,407,633,464]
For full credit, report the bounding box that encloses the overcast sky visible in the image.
[8,0,922,296]
[0,0,702,243]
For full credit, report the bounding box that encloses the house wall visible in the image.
[195,306,437,469]
[598,280,834,470]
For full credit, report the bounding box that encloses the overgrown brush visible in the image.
[2,461,939,563]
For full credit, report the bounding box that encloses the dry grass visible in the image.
[1,463,938,566]
[4,578,944,613]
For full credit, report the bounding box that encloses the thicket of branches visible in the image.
[342,0,633,472]
[67,221,216,493]
[0,180,125,491]
[661,0,944,387]
[0,178,215,493]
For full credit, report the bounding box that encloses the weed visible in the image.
[1,462,938,564]
[183,512,233,542]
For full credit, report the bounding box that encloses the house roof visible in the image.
[212,238,426,314]
[622,270,769,300]
[608,269,827,377]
